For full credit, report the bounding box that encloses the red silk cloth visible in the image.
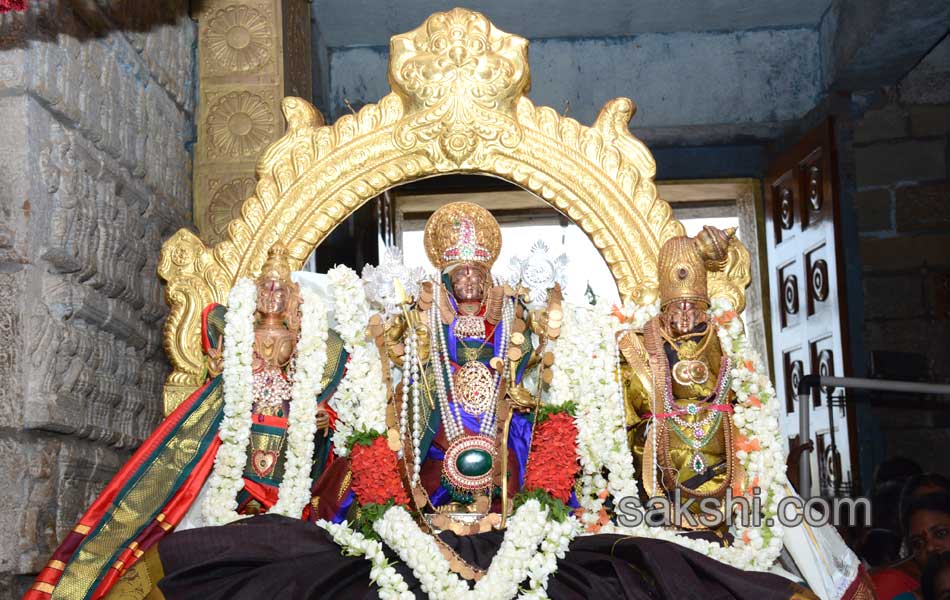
[0,0,27,13]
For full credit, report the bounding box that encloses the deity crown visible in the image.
[259,242,293,284]
[423,201,502,272]
[658,226,735,308]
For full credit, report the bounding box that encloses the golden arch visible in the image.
[158,7,750,413]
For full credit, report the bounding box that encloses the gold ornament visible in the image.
[657,226,736,308]
[259,241,293,284]
[158,8,751,414]
[423,202,502,272]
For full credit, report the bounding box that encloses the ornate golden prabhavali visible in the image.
[159,7,751,414]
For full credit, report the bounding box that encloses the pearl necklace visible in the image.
[428,282,511,441]
[400,325,425,485]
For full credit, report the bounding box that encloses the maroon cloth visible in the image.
[155,514,816,599]
[0,0,27,13]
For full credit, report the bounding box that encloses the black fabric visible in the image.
[156,514,809,600]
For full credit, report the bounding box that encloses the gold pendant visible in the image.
[455,361,495,415]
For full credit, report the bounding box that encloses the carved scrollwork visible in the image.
[780,187,794,230]
[783,274,799,316]
[807,165,822,211]
[811,259,829,302]
[159,8,750,412]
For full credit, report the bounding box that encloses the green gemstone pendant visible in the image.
[456,448,492,477]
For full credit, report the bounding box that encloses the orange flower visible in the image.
[744,360,755,372]
[735,435,761,452]
[611,305,627,322]
[742,530,751,544]
[746,476,761,496]
[745,395,762,408]
[732,480,745,498]
[715,310,737,326]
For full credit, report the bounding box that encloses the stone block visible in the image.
[884,427,950,474]
[862,273,925,321]
[895,181,950,232]
[859,233,950,271]
[863,319,950,381]
[899,35,950,105]
[927,271,950,320]
[909,104,950,137]
[855,188,893,232]
[854,139,947,187]
[854,107,908,143]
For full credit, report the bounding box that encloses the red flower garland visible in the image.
[0,0,27,13]
[524,411,579,503]
[349,435,409,506]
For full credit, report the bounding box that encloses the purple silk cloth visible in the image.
[330,489,355,524]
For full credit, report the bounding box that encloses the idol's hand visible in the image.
[507,385,538,412]
[206,335,224,377]
[315,408,331,436]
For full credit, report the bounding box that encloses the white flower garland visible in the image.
[270,287,330,517]
[326,265,388,456]
[548,304,639,529]
[202,279,330,525]
[315,519,415,600]
[202,278,257,526]
[372,500,577,600]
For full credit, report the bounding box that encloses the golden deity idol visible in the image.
[621,226,741,527]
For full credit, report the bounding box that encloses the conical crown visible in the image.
[657,226,735,307]
[259,242,293,284]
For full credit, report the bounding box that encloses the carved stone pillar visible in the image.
[193,0,312,244]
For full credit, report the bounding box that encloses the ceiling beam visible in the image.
[821,0,950,91]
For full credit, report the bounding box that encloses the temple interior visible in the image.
[1,1,949,599]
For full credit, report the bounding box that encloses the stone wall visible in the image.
[0,2,195,596]
[852,35,950,473]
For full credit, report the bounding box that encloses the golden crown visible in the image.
[259,242,293,284]
[423,202,502,272]
[658,226,735,308]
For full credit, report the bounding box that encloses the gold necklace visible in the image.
[660,325,712,361]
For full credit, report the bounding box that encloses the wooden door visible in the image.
[764,120,856,498]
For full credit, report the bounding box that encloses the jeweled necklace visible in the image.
[429,281,512,494]
[661,354,733,474]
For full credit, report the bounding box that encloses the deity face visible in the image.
[257,278,289,316]
[450,264,486,302]
[665,300,707,337]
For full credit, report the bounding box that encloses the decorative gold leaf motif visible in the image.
[390,8,527,167]
[161,8,750,413]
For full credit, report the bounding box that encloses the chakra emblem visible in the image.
[442,435,496,492]
[455,361,495,415]
[507,240,568,305]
